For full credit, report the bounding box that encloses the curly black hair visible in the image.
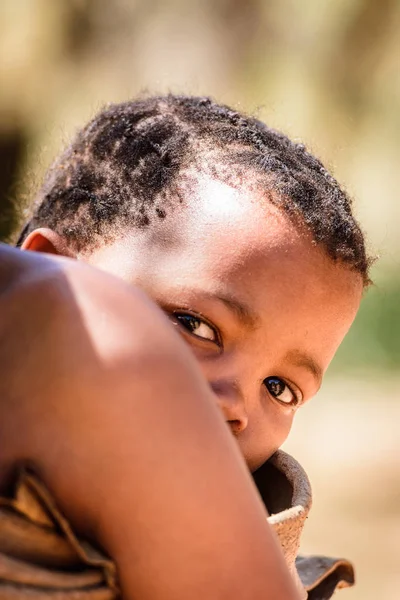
[16,94,372,284]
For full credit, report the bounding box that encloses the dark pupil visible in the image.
[177,315,200,332]
[266,377,284,397]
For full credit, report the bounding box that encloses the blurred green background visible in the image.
[0,1,399,598]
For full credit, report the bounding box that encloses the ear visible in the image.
[21,228,77,258]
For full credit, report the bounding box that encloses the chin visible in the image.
[245,451,276,474]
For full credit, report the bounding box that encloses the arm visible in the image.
[0,244,300,600]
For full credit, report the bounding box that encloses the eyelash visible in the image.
[263,376,302,408]
[171,310,223,347]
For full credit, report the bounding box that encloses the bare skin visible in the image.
[24,174,363,470]
[1,173,363,599]
[0,244,300,600]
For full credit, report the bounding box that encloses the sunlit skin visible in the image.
[25,173,364,472]
[0,245,304,600]
[0,172,363,600]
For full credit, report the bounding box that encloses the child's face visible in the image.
[82,175,363,471]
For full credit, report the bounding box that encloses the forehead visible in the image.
[178,174,303,265]
[154,175,355,295]
[90,172,361,303]
[131,173,307,270]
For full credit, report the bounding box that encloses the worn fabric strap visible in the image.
[0,470,118,599]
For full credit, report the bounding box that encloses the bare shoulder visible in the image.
[0,244,179,360]
[0,244,204,468]
[0,245,300,600]
[0,243,198,478]
[0,243,57,293]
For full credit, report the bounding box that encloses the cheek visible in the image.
[175,340,220,373]
[186,349,296,470]
[239,403,296,472]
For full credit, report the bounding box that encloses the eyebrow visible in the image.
[215,293,260,329]
[284,349,323,384]
[201,293,323,383]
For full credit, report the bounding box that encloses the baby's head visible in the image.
[17,95,371,471]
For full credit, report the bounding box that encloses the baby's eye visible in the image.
[264,376,300,407]
[173,312,219,344]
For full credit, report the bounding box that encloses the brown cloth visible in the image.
[0,470,118,599]
[0,451,354,599]
[254,451,355,599]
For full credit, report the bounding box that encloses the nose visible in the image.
[210,379,249,435]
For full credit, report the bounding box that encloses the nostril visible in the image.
[227,419,246,435]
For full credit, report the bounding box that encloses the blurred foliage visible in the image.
[0,0,399,369]
[330,274,400,373]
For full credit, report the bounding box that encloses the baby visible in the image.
[1,95,371,599]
